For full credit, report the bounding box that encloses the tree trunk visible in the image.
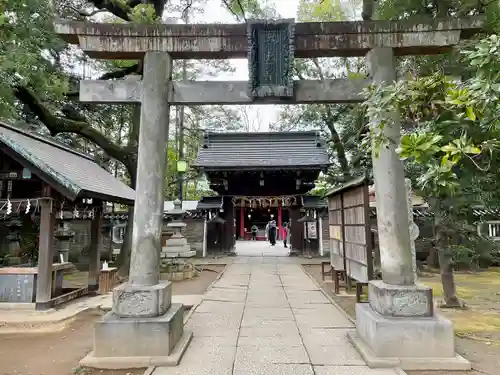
[433,200,462,308]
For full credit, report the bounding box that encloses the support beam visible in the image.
[88,206,102,293]
[56,17,484,59]
[79,79,369,105]
[35,198,56,310]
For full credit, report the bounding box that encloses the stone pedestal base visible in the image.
[348,303,470,370]
[369,280,433,317]
[80,304,193,369]
[162,249,197,258]
[112,281,172,318]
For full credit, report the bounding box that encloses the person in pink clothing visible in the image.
[283,222,289,248]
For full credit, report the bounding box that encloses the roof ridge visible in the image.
[0,121,94,161]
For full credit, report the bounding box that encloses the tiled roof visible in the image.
[370,206,500,218]
[0,122,135,204]
[194,131,330,170]
[302,196,327,208]
[197,196,223,210]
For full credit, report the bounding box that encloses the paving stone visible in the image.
[301,328,355,347]
[286,290,331,303]
[250,277,281,281]
[243,307,295,321]
[239,322,301,339]
[242,314,297,327]
[246,293,287,302]
[203,287,247,302]
[246,297,290,308]
[313,366,401,375]
[292,303,352,315]
[238,335,304,347]
[152,260,373,375]
[234,344,309,364]
[153,337,236,375]
[213,282,248,290]
[195,300,245,314]
[276,264,302,273]
[189,335,239,348]
[295,311,354,329]
[308,344,365,366]
[283,284,319,291]
[185,313,241,337]
[233,363,314,375]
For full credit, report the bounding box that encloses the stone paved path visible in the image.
[153,262,402,375]
[235,240,290,257]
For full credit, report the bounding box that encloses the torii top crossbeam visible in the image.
[55,17,484,60]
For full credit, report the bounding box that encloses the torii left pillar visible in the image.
[80,52,192,369]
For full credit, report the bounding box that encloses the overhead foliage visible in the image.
[364,35,500,199]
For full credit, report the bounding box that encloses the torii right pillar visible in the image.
[347,48,470,371]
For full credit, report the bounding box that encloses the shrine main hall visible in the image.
[192,130,330,253]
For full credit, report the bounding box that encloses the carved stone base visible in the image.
[112,281,172,318]
[369,280,433,317]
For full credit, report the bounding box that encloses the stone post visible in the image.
[347,48,469,371]
[81,52,192,369]
[128,52,172,288]
[367,48,414,286]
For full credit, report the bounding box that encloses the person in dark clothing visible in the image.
[251,224,258,241]
[269,220,277,246]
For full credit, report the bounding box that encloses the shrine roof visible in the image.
[302,196,327,209]
[0,122,135,204]
[194,131,329,170]
[197,196,223,210]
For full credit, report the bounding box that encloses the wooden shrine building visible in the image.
[193,131,330,252]
[0,122,134,310]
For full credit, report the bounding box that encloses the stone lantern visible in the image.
[5,218,23,265]
[54,222,75,263]
[161,199,195,259]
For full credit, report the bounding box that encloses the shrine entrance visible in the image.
[55,13,484,371]
[235,197,291,241]
[193,131,329,252]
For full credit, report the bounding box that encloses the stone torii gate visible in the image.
[54,17,483,369]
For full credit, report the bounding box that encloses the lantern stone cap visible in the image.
[54,230,76,239]
[167,221,187,229]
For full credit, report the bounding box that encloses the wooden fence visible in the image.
[326,176,373,297]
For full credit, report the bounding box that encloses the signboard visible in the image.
[327,177,373,283]
[247,19,295,100]
[305,221,317,239]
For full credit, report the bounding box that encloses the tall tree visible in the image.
[4,0,262,275]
